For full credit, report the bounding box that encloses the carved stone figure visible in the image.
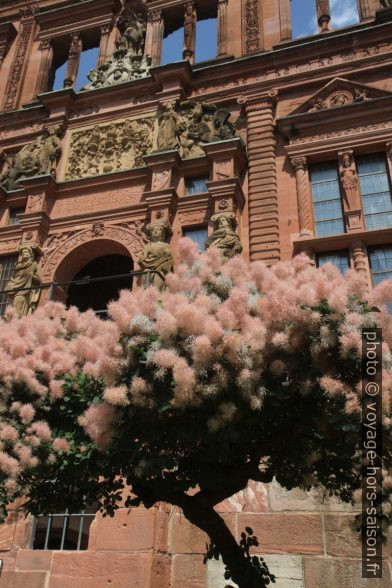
[340,152,358,210]
[5,243,42,317]
[157,101,179,150]
[116,10,146,56]
[80,8,149,92]
[205,212,243,260]
[157,101,236,158]
[138,220,174,291]
[0,128,62,191]
[183,2,196,59]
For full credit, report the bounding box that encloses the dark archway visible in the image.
[66,254,133,315]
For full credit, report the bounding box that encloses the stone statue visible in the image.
[138,220,174,291]
[80,8,150,92]
[117,10,146,56]
[5,243,42,317]
[183,2,196,59]
[0,128,62,191]
[340,152,358,210]
[157,101,179,150]
[205,212,243,260]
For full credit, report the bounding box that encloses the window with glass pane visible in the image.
[356,154,392,230]
[317,250,350,274]
[183,227,208,252]
[8,208,24,225]
[310,162,345,236]
[0,255,16,316]
[368,247,392,286]
[32,506,96,551]
[185,176,209,195]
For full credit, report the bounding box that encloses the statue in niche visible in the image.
[0,128,62,191]
[205,212,243,260]
[157,101,179,150]
[5,243,42,317]
[138,220,174,291]
[80,7,150,92]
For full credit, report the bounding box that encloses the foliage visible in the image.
[0,240,391,562]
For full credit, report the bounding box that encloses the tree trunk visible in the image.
[175,495,271,588]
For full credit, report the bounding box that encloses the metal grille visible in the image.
[0,255,17,317]
[31,507,96,551]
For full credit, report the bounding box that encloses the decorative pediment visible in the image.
[290,78,392,115]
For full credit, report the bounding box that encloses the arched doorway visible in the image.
[66,253,133,315]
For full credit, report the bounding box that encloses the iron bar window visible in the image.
[31,507,96,551]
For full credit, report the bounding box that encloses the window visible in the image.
[75,47,99,91]
[183,227,208,251]
[8,208,24,225]
[161,27,184,65]
[185,175,209,195]
[32,506,96,551]
[195,18,218,63]
[317,250,350,274]
[310,162,345,237]
[357,154,392,230]
[368,247,392,287]
[0,255,17,317]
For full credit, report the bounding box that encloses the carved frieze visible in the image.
[64,117,154,180]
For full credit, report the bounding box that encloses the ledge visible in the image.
[293,227,392,253]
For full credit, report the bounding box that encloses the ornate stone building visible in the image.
[0,0,391,585]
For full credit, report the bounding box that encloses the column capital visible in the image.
[38,38,52,51]
[238,89,278,112]
[291,156,307,171]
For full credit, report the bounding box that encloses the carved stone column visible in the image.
[3,8,37,111]
[240,91,280,263]
[218,0,229,55]
[338,150,364,231]
[63,32,82,89]
[145,9,164,66]
[290,156,313,237]
[19,175,57,247]
[183,1,197,64]
[97,23,112,67]
[350,239,371,293]
[34,40,54,96]
[317,0,331,33]
[385,141,392,182]
[357,0,372,19]
[279,0,292,41]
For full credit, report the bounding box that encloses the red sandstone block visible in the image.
[0,550,17,571]
[170,511,235,555]
[0,521,15,551]
[172,554,206,588]
[49,573,142,588]
[0,571,48,588]
[16,548,53,570]
[237,514,323,554]
[150,554,171,588]
[324,515,361,558]
[88,507,155,551]
[51,551,152,585]
[304,556,391,587]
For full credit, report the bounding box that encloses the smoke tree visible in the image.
[0,239,391,587]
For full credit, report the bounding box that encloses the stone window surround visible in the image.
[290,145,392,238]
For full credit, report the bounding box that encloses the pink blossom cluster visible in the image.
[0,239,391,498]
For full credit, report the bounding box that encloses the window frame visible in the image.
[30,508,96,551]
[309,161,346,237]
[356,152,392,231]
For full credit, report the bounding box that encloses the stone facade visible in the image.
[0,0,391,586]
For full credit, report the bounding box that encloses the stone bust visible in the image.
[138,220,174,291]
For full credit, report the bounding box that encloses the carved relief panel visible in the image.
[64,115,155,180]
